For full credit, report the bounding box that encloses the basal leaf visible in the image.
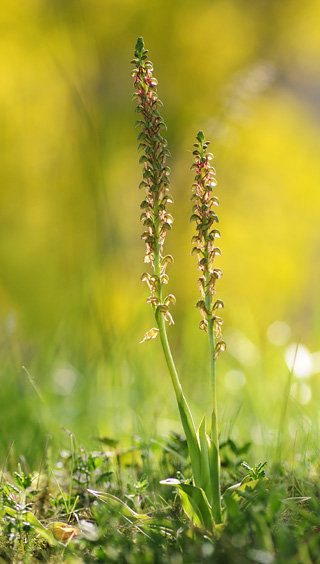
[197,415,212,504]
[160,479,214,530]
[87,489,151,521]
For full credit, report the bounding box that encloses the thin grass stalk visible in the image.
[276,341,299,465]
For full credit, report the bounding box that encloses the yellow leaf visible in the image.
[50,522,81,543]
[140,327,159,343]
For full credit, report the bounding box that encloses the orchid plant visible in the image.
[131,37,226,529]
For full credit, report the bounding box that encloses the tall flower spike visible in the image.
[131,37,175,337]
[190,131,226,356]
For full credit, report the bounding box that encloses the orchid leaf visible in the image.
[160,478,214,530]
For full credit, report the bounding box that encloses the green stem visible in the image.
[156,311,181,401]
[205,275,222,524]
[156,309,202,485]
[154,236,202,486]
[206,320,217,441]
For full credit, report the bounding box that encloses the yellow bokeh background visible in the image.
[0,0,320,461]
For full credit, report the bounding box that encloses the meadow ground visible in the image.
[1,332,320,563]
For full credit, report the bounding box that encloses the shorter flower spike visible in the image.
[191,131,225,353]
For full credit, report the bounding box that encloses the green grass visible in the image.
[1,429,320,563]
[1,284,319,562]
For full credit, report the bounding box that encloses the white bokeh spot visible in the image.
[267,321,291,346]
[285,343,313,379]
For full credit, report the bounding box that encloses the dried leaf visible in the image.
[50,522,81,543]
[140,328,159,343]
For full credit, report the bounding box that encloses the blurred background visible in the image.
[1,0,320,466]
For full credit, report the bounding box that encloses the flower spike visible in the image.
[190,131,225,353]
[132,37,175,338]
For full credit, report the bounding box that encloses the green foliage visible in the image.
[1,438,320,563]
[13,469,32,491]
[241,460,268,480]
